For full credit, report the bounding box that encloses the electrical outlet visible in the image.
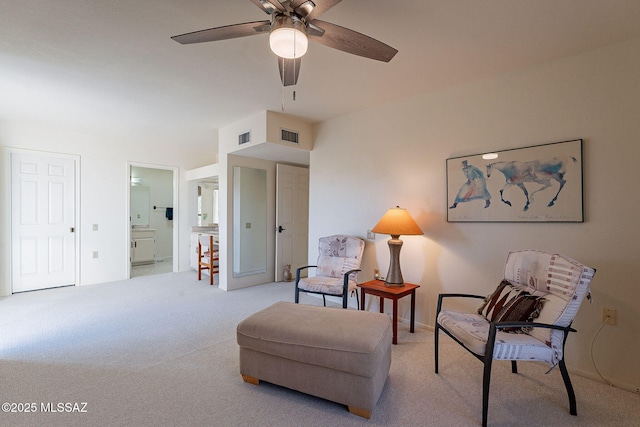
[367,230,375,240]
[93,224,99,231]
[92,251,99,259]
[602,308,617,326]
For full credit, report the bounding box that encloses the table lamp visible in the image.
[371,206,423,287]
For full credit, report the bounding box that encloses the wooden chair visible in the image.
[198,234,219,285]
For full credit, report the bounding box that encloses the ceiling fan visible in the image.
[171,0,398,86]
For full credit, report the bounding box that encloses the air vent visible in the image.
[238,131,251,145]
[281,129,299,144]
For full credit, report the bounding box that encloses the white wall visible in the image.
[0,121,217,295]
[310,37,640,392]
[217,111,311,291]
[265,110,313,151]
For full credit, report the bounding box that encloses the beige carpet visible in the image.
[1,272,638,426]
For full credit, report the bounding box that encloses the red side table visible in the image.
[358,280,420,344]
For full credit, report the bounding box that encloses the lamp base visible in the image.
[384,236,404,287]
[384,281,404,288]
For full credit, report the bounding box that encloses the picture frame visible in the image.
[446,139,584,222]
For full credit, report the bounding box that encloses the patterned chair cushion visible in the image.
[315,235,364,280]
[297,276,358,296]
[503,251,595,352]
[437,310,555,364]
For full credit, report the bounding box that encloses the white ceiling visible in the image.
[2,0,640,142]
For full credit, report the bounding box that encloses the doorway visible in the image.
[10,150,79,293]
[128,163,178,278]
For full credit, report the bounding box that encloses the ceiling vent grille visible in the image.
[238,131,251,145]
[281,128,299,144]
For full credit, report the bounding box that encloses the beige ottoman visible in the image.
[237,301,392,419]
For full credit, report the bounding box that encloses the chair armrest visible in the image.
[295,265,317,284]
[437,293,486,316]
[492,320,577,334]
[438,293,485,300]
[342,269,361,289]
[485,321,577,363]
[343,268,361,278]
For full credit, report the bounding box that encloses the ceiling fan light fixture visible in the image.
[269,15,308,59]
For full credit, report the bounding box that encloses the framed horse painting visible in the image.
[446,139,583,222]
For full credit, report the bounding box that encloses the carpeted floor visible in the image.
[1,272,638,426]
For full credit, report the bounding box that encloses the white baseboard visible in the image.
[569,366,640,394]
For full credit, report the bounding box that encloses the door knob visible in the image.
[278,225,286,233]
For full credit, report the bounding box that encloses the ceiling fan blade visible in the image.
[250,0,286,15]
[277,57,302,86]
[171,21,270,45]
[308,20,398,62]
[291,0,342,20]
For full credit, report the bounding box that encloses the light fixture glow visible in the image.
[269,16,308,59]
[482,153,498,160]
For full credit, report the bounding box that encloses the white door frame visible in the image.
[4,147,80,294]
[126,161,179,278]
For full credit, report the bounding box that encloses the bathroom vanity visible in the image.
[131,228,156,265]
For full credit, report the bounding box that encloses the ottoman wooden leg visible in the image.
[242,374,259,385]
[348,406,371,419]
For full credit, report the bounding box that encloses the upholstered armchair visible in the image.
[435,250,596,427]
[295,235,365,309]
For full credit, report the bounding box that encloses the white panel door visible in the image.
[275,164,309,281]
[11,152,76,292]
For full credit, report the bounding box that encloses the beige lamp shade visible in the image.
[372,207,423,286]
[371,207,423,237]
